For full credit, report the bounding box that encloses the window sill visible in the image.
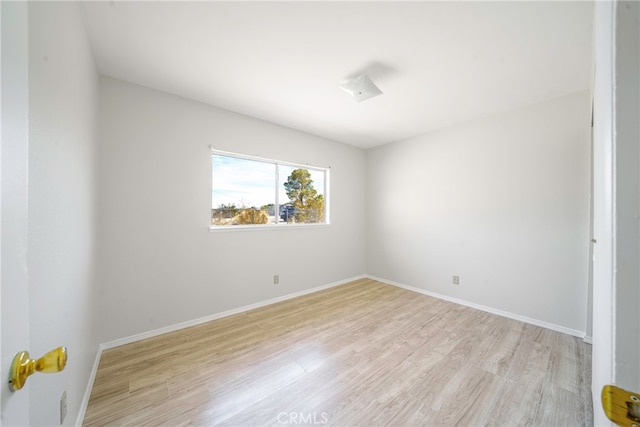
[209,223,330,232]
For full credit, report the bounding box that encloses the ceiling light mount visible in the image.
[340,74,383,102]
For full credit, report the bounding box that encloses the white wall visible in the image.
[28,2,100,425]
[366,91,591,333]
[97,77,366,342]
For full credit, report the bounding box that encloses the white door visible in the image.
[1,2,31,425]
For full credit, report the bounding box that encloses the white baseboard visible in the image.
[366,274,587,339]
[583,335,593,344]
[76,344,104,426]
[101,274,366,350]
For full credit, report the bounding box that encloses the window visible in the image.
[211,150,329,229]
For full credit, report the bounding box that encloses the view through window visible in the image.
[211,151,328,228]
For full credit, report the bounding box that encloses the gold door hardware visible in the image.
[602,385,640,426]
[9,346,67,391]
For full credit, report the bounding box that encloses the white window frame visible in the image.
[210,148,330,231]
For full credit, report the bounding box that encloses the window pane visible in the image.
[211,155,276,226]
[211,152,328,228]
[278,165,326,224]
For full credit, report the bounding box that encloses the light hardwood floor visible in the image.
[83,278,593,426]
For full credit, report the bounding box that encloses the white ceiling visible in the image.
[80,1,593,149]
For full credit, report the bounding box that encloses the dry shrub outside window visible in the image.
[233,209,268,225]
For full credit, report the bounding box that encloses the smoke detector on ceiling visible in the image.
[340,74,383,102]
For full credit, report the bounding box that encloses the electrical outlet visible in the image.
[60,391,67,424]
[453,275,460,285]
[273,275,279,285]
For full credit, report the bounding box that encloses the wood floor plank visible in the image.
[533,384,588,426]
[486,377,545,426]
[435,367,504,426]
[83,279,592,426]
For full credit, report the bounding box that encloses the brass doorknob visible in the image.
[602,384,640,426]
[9,346,67,391]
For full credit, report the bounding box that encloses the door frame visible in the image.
[591,1,615,426]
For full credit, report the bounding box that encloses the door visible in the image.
[592,2,640,426]
[1,2,31,425]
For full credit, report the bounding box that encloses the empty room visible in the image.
[2,1,639,426]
